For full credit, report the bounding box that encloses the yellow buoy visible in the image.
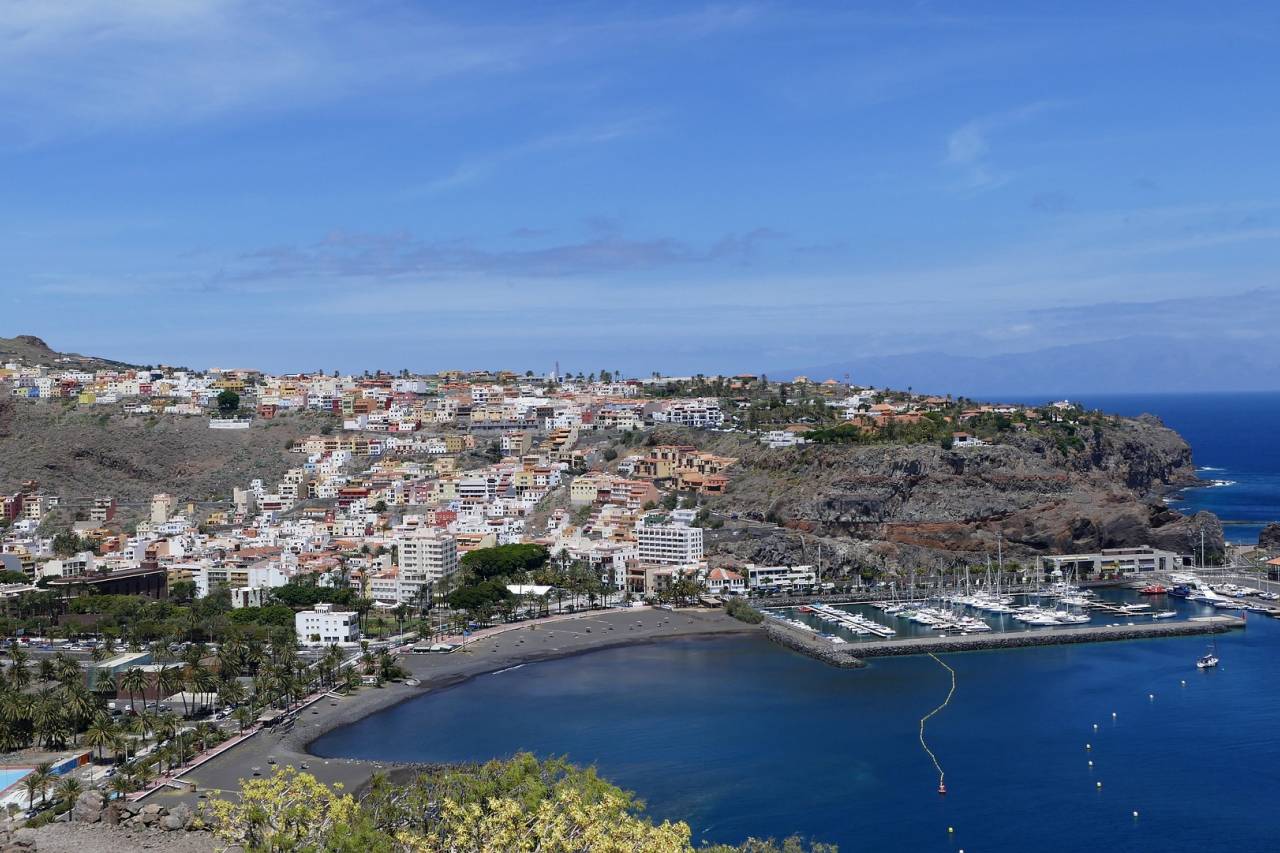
[948,827,954,833]
[1097,781,1103,788]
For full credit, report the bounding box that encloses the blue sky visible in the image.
[3,1,1279,388]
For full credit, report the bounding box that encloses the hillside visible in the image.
[658,415,1225,576]
[0,334,139,371]
[0,398,334,525]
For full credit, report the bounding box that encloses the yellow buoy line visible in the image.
[919,652,957,793]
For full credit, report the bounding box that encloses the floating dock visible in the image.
[765,615,1245,666]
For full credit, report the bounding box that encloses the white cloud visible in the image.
[944,100,1059,191]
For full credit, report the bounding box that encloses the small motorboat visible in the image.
[1197,640,1219,669]
[1140,584,1167,595]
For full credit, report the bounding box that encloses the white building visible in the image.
[637,515,704,565]
[295,603,360,645]
[746,564,817,592]
[396,529,459,603]
[230,587,263,609]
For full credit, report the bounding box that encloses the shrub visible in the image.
[725,597,764,624]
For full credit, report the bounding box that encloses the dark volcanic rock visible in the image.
[674,415,1223,577]
[1259,522,1280,552]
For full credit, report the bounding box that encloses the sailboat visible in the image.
[1196,639,1219,669]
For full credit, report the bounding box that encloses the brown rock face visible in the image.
[683,415,1224,575]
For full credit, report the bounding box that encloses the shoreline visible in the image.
[296,617,760,756]
[144,608,759,806]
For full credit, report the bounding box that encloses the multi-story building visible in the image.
[396,529,459,603]
[295,603,360,645]
[636,515,704,566]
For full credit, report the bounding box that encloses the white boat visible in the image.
[1151,610,1177,619]
[1197,639,1219,669]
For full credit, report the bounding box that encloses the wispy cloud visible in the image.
[414,116,655,195]
[945,100,1059,190]
[0,1,755,141]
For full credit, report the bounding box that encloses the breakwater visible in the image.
[766,615,1244,666]
[763,623,865,667]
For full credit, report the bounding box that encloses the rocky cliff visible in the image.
[672,415,1224,576]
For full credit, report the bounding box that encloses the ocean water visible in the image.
[314,623,1280,852]
[1037,392,1280,545]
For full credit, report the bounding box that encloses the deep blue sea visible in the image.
[1036,392,1280,545]
[315,621,1280,852]
[312,393,1280,851]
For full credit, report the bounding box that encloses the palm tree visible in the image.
[107,774,133,801]
[120,713,145,760]
[155,665,182,716]
[52,652,80,689]
[28,762,55,808]
[7,645,31,689]
[36,658,56,686]
[154,711,180,746]
[55,777,83,809]
[31,697,63,748]
[119,667,149,716]
[84,715,115,763]
[61,683,97,742]
[232,705,255,733]
[191,666,218,715]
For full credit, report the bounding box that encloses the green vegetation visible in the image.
[208,754,836,852]
[51,530,95,557]
[725,597,764,625]
[216,388,240,416]
[460,543,549,579]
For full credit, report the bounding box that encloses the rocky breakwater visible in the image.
[688,414,1223,576]
[764,621,865,668]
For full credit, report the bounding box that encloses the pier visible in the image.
[766,615,1245,666]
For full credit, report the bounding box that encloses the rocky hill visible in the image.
[0,334,138,371]
[0,398,334,526]
[663,415,1225,577]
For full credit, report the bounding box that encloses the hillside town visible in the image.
[1,356,1104,641]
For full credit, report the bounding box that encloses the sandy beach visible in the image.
[143,607,758,807]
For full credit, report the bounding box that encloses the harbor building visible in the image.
[1038,546,1192,580]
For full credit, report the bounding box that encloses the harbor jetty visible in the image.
[767,615,1244,667]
